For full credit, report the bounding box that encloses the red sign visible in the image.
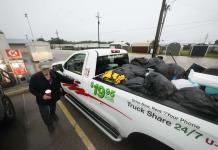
[10,60,27,75]
[5,49,22,59]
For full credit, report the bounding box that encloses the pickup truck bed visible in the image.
[95,76,218,125]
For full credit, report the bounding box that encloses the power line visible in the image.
[101,19,218,34]
[165,20,218,28]
[163,22,217,33]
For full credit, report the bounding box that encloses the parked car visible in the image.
[0,84,15,123]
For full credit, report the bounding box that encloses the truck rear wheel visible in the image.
[128,133,173,150]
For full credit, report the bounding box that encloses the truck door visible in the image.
[62,52,91,108]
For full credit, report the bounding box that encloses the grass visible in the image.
[179,50,218,58]
[206,52,218,58]
[179,50,190,56]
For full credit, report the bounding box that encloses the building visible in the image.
[7,38,53,75]
[131,42,150,53]
[0,32,27,86]
[8,39,31,53]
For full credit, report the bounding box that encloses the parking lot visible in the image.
[52,50,218,69]
[1,92,172,150]
[0,50,217,150]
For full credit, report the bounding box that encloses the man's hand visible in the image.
[43,94,52,100]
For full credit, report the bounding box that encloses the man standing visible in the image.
[29,61,72,133]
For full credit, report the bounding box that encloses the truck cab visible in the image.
[60,49,128,112]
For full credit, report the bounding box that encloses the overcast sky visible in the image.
[0,0,218,43]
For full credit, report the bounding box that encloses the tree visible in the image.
[214,40,218,45]
[37,38,45,41]
[183,44,191,51]
[48,37,65,44]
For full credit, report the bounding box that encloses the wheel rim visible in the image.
[2,97,15,119]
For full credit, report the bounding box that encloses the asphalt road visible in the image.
[0,92,172,150]
[0,93,87,150]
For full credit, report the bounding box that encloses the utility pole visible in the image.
[24,13,35,41]
[96,12,101,48]
[25,34,29,40]
[152,0,170,57]
[55,29,61,50]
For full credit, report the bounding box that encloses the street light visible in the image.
[24,13,35,41]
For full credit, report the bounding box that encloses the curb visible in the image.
[5,87,29,97]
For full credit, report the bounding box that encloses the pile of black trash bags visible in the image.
[112,57,218,121]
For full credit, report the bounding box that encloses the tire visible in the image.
[1,96,16,123]
[128,133,174,150]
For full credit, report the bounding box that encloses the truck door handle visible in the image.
[74,80,81,84]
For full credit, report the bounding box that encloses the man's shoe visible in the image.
[47,124,55,133]
[51,114,59,121]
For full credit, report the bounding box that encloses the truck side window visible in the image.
[96,54,129,75]
[64,53,86,75]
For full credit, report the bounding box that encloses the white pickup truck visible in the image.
[52,49,218,150]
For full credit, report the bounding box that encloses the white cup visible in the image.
[45,89,52,97]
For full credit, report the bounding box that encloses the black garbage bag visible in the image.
[115,64,146,79]
[144,72,175,98]
[170,87,218,118]
[155,63,185,80]
[115,84,145,97]
[115,67,135,79]
[122,77,147,94]
[210,94,218,102]
[184,63,205,79]
[130,57,149,67]
[145,57,165,69]
[203,67,218,76]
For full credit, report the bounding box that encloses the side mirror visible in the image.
[52,64,64,72]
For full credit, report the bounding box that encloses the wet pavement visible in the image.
[0,94,27,150]
[0,93,87,150]
[52,50,218,69]
[0,92,171,150]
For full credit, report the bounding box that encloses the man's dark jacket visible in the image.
[29,70,72,104]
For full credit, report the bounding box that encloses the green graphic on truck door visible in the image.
[90,82,115,102]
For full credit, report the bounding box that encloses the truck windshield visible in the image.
[96,54,129,75]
